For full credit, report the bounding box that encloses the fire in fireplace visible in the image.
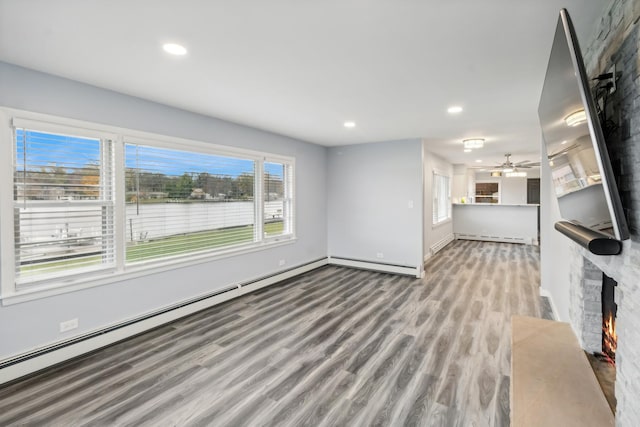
[602,274,617,364]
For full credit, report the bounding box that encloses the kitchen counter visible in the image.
[453,203,538,244]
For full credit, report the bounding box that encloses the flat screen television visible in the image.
[538,8,629,255]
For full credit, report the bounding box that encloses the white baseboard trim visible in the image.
[539,288,558,320]
[328,256,421,278]
[430,233,455,256]
[0,258,328,386]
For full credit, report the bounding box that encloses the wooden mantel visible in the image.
[511,315,614,426]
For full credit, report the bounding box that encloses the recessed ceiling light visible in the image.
[344,121,356,128]
[561,140,568,145]
[163,43,187,55]
[464,149,472,153]
[448,106,463,114]
[475,159,483,163]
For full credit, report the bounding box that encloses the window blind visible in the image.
[14,129,115,282]
[263,161,294,238]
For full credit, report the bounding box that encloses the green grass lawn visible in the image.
[20,221,285,277]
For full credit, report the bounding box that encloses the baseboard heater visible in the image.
[0,257,328,386]
[328,256,422,278]
[455,233,530,245]
[430,234,455,255]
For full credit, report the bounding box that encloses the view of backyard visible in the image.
[14,129,291,280]
[19,221,284,277]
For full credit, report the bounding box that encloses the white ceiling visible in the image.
[0,0,607,166]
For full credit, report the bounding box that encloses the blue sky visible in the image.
[16,130,283,179]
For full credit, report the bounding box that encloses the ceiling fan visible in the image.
[482,153,540,172]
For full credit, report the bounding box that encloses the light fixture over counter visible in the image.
[463,138,485,149]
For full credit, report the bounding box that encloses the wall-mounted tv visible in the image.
[538,8,629,255]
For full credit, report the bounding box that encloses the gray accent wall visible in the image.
[0,62,328,360]
[327,140,423,269]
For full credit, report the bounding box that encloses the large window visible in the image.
[6,115,295,292]
[432,172,451,225]
[14,128,115,284]
[263,161,293,238]
[124,142,258,264]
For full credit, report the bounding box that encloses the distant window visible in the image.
[432,172,451,225]
[14,128,115,283]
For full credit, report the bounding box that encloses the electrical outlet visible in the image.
[407,200,414,209]
[376,252,384,259]
[59,318,78,333]
[279,259,286,266]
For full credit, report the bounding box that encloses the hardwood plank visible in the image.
[0,240,544,426]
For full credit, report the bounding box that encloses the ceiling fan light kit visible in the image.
[477,153,538,177]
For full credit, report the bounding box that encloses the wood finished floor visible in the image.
[0,240,542,426]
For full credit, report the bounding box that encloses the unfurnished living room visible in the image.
[0,1,639,426]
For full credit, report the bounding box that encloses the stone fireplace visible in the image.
[567,242,639,424]
[562,0,640,424]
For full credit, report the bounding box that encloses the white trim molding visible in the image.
[328,256,421,278]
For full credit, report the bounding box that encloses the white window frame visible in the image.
[12,124,118,286]
[0,108,296,304]
[262,157,295,242]
[432,170,451,226]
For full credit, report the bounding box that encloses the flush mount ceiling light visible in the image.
[447,106,463,114]
[343,121,356,128]
[564,109,586,127]
[464,148,472,153]
[463,138,485,149]
[162,43,187,55]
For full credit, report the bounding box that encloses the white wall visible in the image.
[327,140,423,269]
[0,62,328,360]
[451,164,469,202]
[423,147,454,260]
[501,177,527,205]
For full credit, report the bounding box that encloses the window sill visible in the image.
[1,236,297,306]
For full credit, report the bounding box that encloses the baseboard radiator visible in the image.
[0,258,328,386]
[0,254,425,385]
[430,234,455,256]
[328,256,422,278]
[455,233,532,245]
